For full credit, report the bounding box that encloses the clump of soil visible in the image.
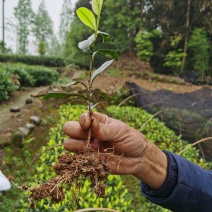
[27,151,110,205]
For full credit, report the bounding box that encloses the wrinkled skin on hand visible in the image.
[63,112,167,189]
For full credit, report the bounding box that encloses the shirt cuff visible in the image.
[141,151,178,198]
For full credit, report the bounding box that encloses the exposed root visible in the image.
[28,152,111,206]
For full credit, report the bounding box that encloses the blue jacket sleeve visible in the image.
[141,151,212,212]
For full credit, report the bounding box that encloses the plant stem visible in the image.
[86,54,94,148]
[178,137,212,155]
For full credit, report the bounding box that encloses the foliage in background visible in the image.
[33,0,53,55]
[38,41,46,56]
[187,28,210,78]
[64,0,94,69]
[59,0,73,52]
[134,30,161,62]
[0,63,59,87]
[14,0,35,54]
[1,0,209,79]
[0,68,16,102]
[0,54,68,67]
[101,0,141,54]
[164,35,185,74]
[0,41,12,54]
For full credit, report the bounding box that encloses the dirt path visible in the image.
[0,70,83,144]
[0,86,48,125]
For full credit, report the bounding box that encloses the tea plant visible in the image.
[27,0,119,208]
[44,0,118,148]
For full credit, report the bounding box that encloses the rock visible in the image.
[26,123,35,130]
[18,127,30,136]
[30,116,41,125]
[25,98,33,104]
[10,106,21,112]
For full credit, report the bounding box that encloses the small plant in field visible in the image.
[26,0,118,208]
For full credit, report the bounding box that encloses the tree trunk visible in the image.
[181,0,191,72]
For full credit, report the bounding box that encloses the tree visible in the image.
[59,0,73,47]
[14,0,34,54]
[48,35,62,57]
[134,30,161,62]
[101,0,141,53]
[187,28,210,78]
[33,0,53,55]
[64,0,93,67]
[181,0,191,72]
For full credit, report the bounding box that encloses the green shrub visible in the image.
[0,54,69,67]
[15,105,133,211]
[163,35,185,74]
[38,41,46,56]
[3,64,35,87]
[187,28,210,78]
[107,106,212,211]
[0,67,16,102]
[0,63,59,87]
[29,66,59,86]
[135,30,161,63]
[13,105,211,211]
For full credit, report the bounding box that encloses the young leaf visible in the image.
[43,92,87,100]
[93,49,118,61]
[78,34,95,53]
[90,102,100,110]
[92,0,103,16]
[97,31,110,43]
[62,81,88,89]
[76,7,97,31]
[62,81,78,88]
[90,59,114,84]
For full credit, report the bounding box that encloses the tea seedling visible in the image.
[27,0,118,207]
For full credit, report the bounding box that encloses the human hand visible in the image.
[63,112,167,189]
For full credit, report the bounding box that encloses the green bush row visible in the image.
[0,54,69,67]
[1,63,59,87]
[107,105,212,211]
[18,105,133,211]
[18,105,212,211]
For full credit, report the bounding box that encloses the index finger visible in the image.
[62,121,88,139]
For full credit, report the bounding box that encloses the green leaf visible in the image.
[43,92,87,100]
[93,49,118,61]
[76,7,97,31]
[90,59,114,84]
[62,81,78,88]
[92,0,103,16]
[62,80,88,89]
[97,31,110,43]
[92,90,109,100]
[90,102,100,110]
[78,34,95,53]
